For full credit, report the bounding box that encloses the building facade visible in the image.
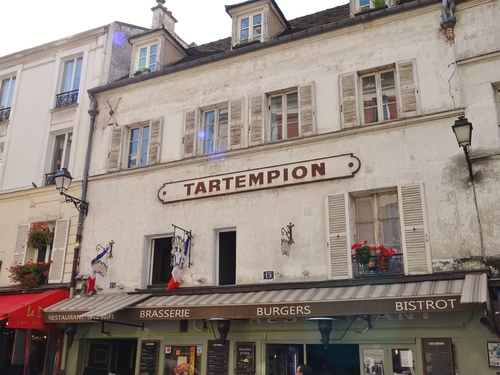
[3,0,500,374]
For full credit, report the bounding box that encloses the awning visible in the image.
[43,293,152,323]
[120,277,486,321]
[0,290,69,329]
[460,273,488,303]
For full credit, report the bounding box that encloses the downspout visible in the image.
[60,93,99,372]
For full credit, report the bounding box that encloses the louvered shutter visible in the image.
[107,127,123,172]
[339,72,359,128]
[399,184,430,274]
[48,218,70,283]
[397,59,420,117]
[299,82,315,136]
[327,194,350,279]
[11,224,29,284]
[249,94,264,145]
[229,99,243,149]
[148,117,162,165]
[183,110,197,157]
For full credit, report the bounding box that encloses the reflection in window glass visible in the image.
[391,348,414,375]
[164,345,202,375]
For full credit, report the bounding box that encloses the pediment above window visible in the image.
[225,0,290,49]
[129,28,187,77]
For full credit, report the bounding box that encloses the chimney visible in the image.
[151,0,177,33]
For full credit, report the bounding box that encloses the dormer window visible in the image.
[138,44,158,72]
[239,13,262,44]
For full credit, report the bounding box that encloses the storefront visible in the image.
[0,289,69,375]
[43,272,494,375]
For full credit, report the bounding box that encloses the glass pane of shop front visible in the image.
[164,345,202,375]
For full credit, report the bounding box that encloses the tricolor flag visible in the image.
[87,246,109,295]
[167,235,190,290]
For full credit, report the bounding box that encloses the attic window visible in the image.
[239,13,262,44]
[138,44,158,72]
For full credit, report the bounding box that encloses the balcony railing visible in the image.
[0,107,11,121]
[45,172,56,187]
[353,253,404,277]
[55,90,79,108]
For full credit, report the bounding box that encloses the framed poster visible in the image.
[487,342,500,367]
[235,342,255,373]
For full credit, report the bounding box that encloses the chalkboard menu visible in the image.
[422,338,453,375]
[236,342,255,373]
[207,340,229,375]
[140,340,159,375]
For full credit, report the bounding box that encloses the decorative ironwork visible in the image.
[0,107,11,121]
[45,172,57,186]
[281,222,295,256]
[60,191,89,215]
[55,89,79,108]
[353,253,404,277]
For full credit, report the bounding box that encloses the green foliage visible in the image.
[8,260,52,289]
[371,0,386,8]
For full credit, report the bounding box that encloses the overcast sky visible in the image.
[0,0,348,57]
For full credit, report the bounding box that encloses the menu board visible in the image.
[140,340,159,375]
[422,338,453,375]
[236,342,255,373]
[207,340,229,375]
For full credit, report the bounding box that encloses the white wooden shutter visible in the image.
[339,72,359,128]
[396,59,420,117]
[107,127,123,172]
[229,99,243,149]
[299,82,315,136]
[183,110,198,157]
[327,194,350,279]
[48,218,70,283]
[11,224,29,284]
[249,94,264,146]
[148,117,162,165]
[399,184,431,274]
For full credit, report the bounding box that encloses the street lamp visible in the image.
[452,116,474,181]
[54,168,89,215]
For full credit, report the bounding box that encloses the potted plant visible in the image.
[27,222,53,249]
[351,240,374,265]
[7,260,52,289]
[375,244,396,270]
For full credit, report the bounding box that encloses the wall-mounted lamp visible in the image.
[452,116,474,181]
[54,168,89,215]
[206,318,230,344]
[65,323,77,348]
[308,317,335,349]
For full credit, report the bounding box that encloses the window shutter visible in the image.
[327,194,350,279]
[11,224,29,284]
[48,218,70,283]
[183,110,197,157]
[299,82,315,136]
[148,117,162,165]
[339,72,359,128]
[249,94,264,146]
[107,127,123,172]
[399,184,430,274]
[397,59,420,117]
[229,99,243,149]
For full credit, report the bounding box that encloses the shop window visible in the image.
[150,236,174,285]
[217,230,236,286]
[164,345,202,375]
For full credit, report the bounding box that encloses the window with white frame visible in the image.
[200,106,229,155]
[51,132,73,173]
[138,44,157,72]
[0,75,16,121]
[361,70,397,124]
[239,13,262,44]
[127,123,150,168]
[353,191,401,251]
[56,57,83,108]
[269,91,299,141]
[340,60,419,128]
[107,118,162,172]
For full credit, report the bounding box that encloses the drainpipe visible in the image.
[60,94,99,371]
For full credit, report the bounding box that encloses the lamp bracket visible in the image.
[60,192,89,215]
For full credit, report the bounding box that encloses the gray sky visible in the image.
[1,0,348,57]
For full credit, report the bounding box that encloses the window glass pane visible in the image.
[381,218,401,250]
[72,57,83,91]
[139,47,147,69]
[140,126,150,167]
[287,93,299,139]
[391,348,414,374]
[164,345,203,375]
[240,29,249,40]
[241,18,249,29]
[381,71,397,120]
[356,196,375,244]
[62,60,74,92]
[149,44,157,72]
[359,0,370,7]
[0,78,10,108]
[217,108,229,151]
[253,14,262,25]
[362,75,378,124]
[150,44,157,54]
[139,47,147,58]
[7,77,16,106]
[203,111,215,154]
[378,193,398,219]
[270,96,283,141]
[63,132,72,169]
[128,128,140,168]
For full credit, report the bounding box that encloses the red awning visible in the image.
[0,290,68,329]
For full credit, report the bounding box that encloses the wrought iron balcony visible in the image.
[353,253,404,277]
[0,107,11,121]
[45,172,57,186]
[55,89,79,108]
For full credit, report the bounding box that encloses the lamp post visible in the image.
[451,116,474,181]
[54,168,89,215]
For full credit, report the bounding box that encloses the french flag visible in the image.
[87,246,109,295]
